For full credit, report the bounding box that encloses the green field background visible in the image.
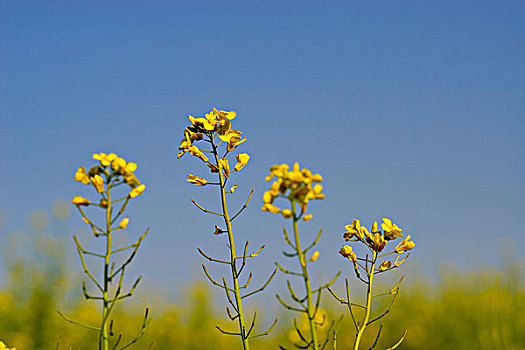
[1,229,523,350]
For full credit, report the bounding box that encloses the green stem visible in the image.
[211,135,250,350]
[354,251,377,350]
[291,201,318,349]
[101,183,112,350]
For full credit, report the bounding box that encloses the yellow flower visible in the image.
[129,184,146,198]
[370,233,387,252]
[263,190,274,204]
[339,245,357,262]
[93,152,117,167]
[395,235,415,253]
[99,198,108,208]
[119,217,129,230]
[302,214,313,221]
[265,164,289,181]
[213,107,237,120]
[111,157,127,172]
[74,167,90,185]
[220,130,247,152]
[124,173,140,187]
[344,219,365,241]
[381,218,403,240]
[378,261,392,272]
[309,251,320,262]
[72,196,90,206]
[177,138,193,159]
[187,174,207,186]
[0,341,16,350]
[261,203,281,214]
[91,174,105,193]
[219,158,230,177]
[372,221,378,233]
[234,153,250,171]
[188,145,209,162]
[189,115,215,131]
[281,209,293,219]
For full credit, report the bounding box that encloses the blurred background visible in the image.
[1,1,524,348]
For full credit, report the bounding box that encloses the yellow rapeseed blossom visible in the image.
[378,261,392,271]
[72,196,90,206]
[111,157,127,172]
[309,251,320,262]
[234,153,250,171]
[395,235,415,253]
[370,233,387,252]
[75,166,90,185]
[262,162,324,215]
[219,158,230,177]
[302,214,313,221]
[188,145,209,162]
[213,107,236,120]
[263,190,274,204]
[381,218,403,240]
[0,341,16,350]
[339,245,357,262]
[281,209,293,219]
[119,217,129,230]
[124,173,140,187]
[91,174,105,193]
[344,219,366,241]
[372,221,378,233]
[187,174,207,186]
[129,184,146,198]
[261,203,281,214]
[93,152,117,167]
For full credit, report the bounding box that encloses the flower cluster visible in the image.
[262,163,323,220]
[0,341,16,350]
[71,152,145,207]
[177,108,250,186]
[340,218,415,272]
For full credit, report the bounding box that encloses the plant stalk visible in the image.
[291,201,318,349]
[354,251,377,350]
[211,135,250,350]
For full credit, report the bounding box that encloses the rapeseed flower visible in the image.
[93,152,117,167]
[378,261,392,271]
[75,166,90,185]
[262,203,281,214]
[219,158,230,177]
[129,184,146,198]
[187,174,207,186]
[382,218,403,240]
[339,245,357,262]
[118,217,129,230]
[395,235,415,253]
[72,196,90,206]
[234,153,250,171]
[91,174,105,193]
[262,162,324,217]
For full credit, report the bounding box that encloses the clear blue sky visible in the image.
[1,1,523,294]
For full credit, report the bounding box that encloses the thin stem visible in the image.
[211,135,250,350]
[291,201,319,349]
[353,251,377,350]
[101,182,112,350]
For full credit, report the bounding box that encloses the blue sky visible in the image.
[1,1,523,294]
